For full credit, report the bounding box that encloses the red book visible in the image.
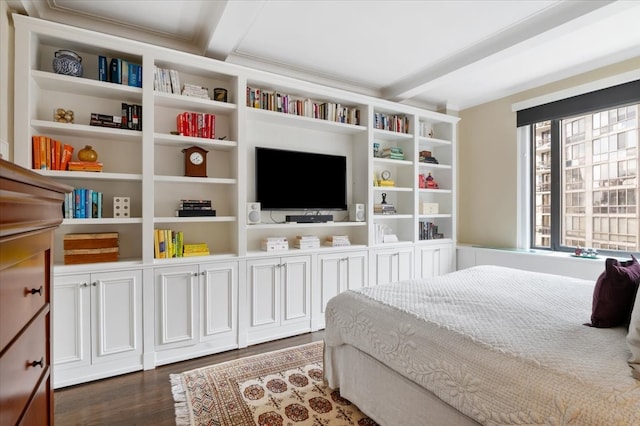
[45,137,51,170]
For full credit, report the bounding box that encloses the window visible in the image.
[518,79,640,255]
[532,104,639,253]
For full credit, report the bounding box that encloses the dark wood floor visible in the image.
[54,331,325,425]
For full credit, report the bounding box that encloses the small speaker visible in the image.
[247,202,261,224]
[349,203,365,222]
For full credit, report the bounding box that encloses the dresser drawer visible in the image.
[0,310,49,426]
[0,252,47,352]
[17,376,50,426]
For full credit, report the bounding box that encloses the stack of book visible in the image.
[373,113,410,134]
[153,66,181,94]
[154,229,184,258]
[99,56,142,87]
[176,112,216,139]
[419,150,439,164]
[261,237,288,251]
[68,161,103,172]
[378,179,395,187]
[381,147,404,160]
[419,221,444,240]
[176,199,215,217]
[64,232,119,265]
[374,204,397,215]
[294,235,320,249]
[325,235,351,247]
[183,243,210,257]
[64,188,104,218]
[182,83,210,99]
[31,136,74,171]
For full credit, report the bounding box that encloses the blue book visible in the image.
[135,64,142,87]
[74,188,82,218]
[97,192,102,218]
[98,56,108,81]
[80,189,86,218]
[86,189,93,218]
[128,63,139,87]
[91,191,98,218]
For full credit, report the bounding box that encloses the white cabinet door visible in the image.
[53,269,142,388]
[154,264,199,350]
[200,261,238,345]
[246,255,311,344]
[416,243,453,279]
[281,255,310,325]
[91,270,143,365]
[248,258,280,329]
[316,250,368,329]
[53,274,91,369]
[373,247,414,285]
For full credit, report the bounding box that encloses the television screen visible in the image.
[255,147,347,210]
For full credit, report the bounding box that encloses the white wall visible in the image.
[457,57,640,248]
[0,2,15,159]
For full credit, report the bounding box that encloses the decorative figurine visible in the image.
[426,172,439,189]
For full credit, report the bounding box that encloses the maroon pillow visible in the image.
[588,256,640,328]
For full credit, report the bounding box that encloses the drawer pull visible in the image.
[27,286,43,296]
[30,357,44,368]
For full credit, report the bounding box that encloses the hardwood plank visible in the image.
[54,331,324,425]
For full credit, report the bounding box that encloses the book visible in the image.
[121,60,129,86]
[98,56,108,81]
[109,58,121,84]
[60,144,74,171]
[177,209,216,217]
[68,161,103,172]
[32,136,41,169]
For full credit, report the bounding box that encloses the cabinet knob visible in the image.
[26,286,43,296]
[200,271,205,276]
[30,357,44,368]
[82,282,89,287]
[92,281,98,286]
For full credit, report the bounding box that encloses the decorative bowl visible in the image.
[52,50,83,77]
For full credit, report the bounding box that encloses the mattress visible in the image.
[324,265,640,425]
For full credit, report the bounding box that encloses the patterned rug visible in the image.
[170,341,378,426]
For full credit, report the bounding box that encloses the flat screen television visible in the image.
[255,147,347,210]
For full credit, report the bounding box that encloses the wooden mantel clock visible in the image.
[182,146,208,177]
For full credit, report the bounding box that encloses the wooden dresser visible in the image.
[0,159,71,425]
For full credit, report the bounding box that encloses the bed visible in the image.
[323,265,640,426]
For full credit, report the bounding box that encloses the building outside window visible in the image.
[532,103,639,253]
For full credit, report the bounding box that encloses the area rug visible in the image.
[170,341,378,425]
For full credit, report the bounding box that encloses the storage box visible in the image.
[421,203,439,214]
[64,233,119,264]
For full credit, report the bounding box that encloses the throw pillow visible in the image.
[587,256,640,328]
[628,288,640,379]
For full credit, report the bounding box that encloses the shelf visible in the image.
[31,120,142,142]
[246,244,368,257]
[154,133,237,150]
[53,259,144,274]
[154,216,236,224]
[247,221,366,229]
[246,108,366,134]
[32,70,142,103]
[62,218,142,225]
[153,175,237,184]
[417,238,454,245]
[373,186,413,192]
[418,214,452,220]
[418,162,451,170]
[373,128,413,141]
[419,188,452,194]
[373,214,413,219]
[38,170,142,182]
[151,252,238,264]
[373,158,413,166]
[154,91,237,114]
[418,136,452,146]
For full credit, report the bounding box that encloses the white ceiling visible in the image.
[8,0,640,111]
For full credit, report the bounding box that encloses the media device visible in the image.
[247,202,261,224]
[255,147,347,211]
[285,214,333,223]
[349,203,365,222]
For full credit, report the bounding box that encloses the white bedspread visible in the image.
[324,265,640,425]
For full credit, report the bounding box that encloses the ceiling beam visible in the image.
[382,0,616,102]
[204,0,267,61]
